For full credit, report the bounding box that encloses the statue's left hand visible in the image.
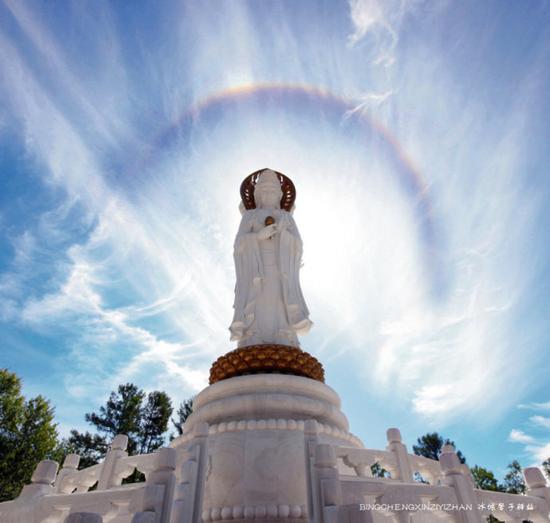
[258,224,278,240]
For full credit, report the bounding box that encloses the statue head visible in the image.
[239,168,296,214]
[254,169,283,209]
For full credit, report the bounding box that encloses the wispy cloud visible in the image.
[347,0,408,65]
[519,402,550,411]
[526,442,550,464]
[509,403,550,467]
[509,429,536,445]
[0,9,217,403]
[530,416,550,429]
[0,0,548,438]
[3,0,131,147]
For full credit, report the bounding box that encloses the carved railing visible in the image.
[1,421,549,523]
[306,425,550,523]
[334,428,472,488]
[0,431,184,523]
[335,446,397,478]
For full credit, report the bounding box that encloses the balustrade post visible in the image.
[191,422,209,523]
[315,443,343,523]
[19,460,59,500]
[56,454,80,493]
[144,447,177,523]
[524,467,550,506]
[460,464,475,491]
[174,458,198,523]
[129,484,165,523]
[439,444,481,523]
[385,428,412,482]
[97,434,128,490]
[171,421,209,523]
[304,420,321,523]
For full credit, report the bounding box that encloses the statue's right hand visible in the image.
[257,224,277,240]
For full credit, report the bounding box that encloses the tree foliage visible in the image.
[502,460,526,494]
[139,391,174,454]
[53,431,109,469]
[0,369,58,502]
[85,383,145,454]
[62,383,173,470]
[543,458,550,481]
[370,462,390,478]
[171,397,194,438]
[412,432,467,464]
[470,465,503,492]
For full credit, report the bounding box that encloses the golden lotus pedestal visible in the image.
[209,344,325,384]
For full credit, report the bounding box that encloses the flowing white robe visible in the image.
[229,208,312,347]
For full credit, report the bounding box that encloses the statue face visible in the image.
[255,172,282,209]
[256,184,281,209]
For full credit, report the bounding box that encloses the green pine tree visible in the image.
[85,383,145,455]
[370,462,390,478]
[60,383,173,479]
[470,465,503,491]
[170,397,194,438]
[139,391,173,454]
[412,432,467,464]
[52,431,109,469]
[502,460,525,494]
[0,369,58,501]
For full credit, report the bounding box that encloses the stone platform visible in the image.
[172,374,363,523]
[2,374,550,523]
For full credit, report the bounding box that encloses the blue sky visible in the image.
[1,0,549,480]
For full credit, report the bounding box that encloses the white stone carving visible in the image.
[230,169,312,347]
[1,378,549,523]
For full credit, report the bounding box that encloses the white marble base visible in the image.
[172,374,363,521]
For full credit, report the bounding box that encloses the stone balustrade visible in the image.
[0,424,549,523]
[305,425,550,523]
[0,434,180,523]
[334,428,446,483]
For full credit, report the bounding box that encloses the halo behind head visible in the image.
[240,168,296,211]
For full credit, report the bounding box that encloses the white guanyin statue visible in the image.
[229,168,312,347]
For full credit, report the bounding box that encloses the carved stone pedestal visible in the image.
[172,374,363,523]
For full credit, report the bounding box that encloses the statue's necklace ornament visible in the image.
[209,168,324,384]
